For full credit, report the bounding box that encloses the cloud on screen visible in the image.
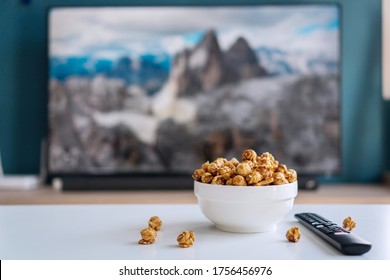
[49,5,339,59]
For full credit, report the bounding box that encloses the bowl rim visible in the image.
[194,180,298,189]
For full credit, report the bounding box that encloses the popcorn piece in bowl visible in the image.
[229,157,240,166]
[286,226,301,243]
[255,165,274,180]
[242,149,257,162]
[225,178,233,185]
[214,157,226,168]
[232,175,247,186]
[192,169,205,181]
[139,228,157,245]
[242,159,255,169]
[343,216,356,231]
[286,169,298,183]
[245,171,262,185]
[211,175,225,185]
[201,172,214,183]
[218,165,233,180]
[148,216,162,231]
[273,172,289,185]
[207,162,220,175]
[224,161,235,170]
[254,177,274,186]
[258,152,275,163]
[276,164,288,174]
[177,231,195,248]
[236,162,252,177]
[201,161,210,172]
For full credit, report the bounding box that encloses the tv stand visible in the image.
[49,175,318,191]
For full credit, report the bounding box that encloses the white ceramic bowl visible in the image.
[194,181,298,233]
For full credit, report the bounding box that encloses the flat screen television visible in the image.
[46,5,341,189]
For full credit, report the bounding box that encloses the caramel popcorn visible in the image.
[193,150,297,186]
[232,175,247,186]
[242,160,255,169]
[192,169,205,181]
[286,169,297,183]
[201,172,214,183]
[148,216,162,231]
[230,157,240,166]
[236,162,252,177]
[242,149,257,162]
[286,226,301,243]
[257,159,274,169]
[259,152,275,162]
[201,161,210,172]
[276,164,288,174]
[211,175,225,185]
[218,165,232,180]
[207,162,220,175]
[246,171,262,185]
[343,216,356,231]
[258,152,279,169]
[225,178,233,185]
[177,231,195,248]
[224,161,235,170]
[213,157,226,168]
[139,228,157,245]
[273,172,289,185]
[255,165,274,179]
[254,177,274,186]
[274,178,289,185]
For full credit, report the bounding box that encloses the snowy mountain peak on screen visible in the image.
[226,37,267,80]
[172,29,267,97]
[257,47,338,76]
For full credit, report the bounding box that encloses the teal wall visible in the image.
[0,0,384,182]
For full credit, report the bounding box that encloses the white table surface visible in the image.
[0,204,389,260]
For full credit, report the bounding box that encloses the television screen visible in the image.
[48,5,340,177]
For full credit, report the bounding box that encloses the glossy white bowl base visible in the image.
[194,181,298,233]
[216,224,276,233]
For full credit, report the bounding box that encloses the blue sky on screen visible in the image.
[297,18,339,36]
[50,6,339,60]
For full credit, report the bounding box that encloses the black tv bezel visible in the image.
[44,3,343,190]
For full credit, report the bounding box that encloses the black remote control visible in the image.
[294,213,372,255]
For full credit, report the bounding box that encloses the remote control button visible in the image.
[320,227,334,234]
[323,222,336,226]
[317,219,329,224]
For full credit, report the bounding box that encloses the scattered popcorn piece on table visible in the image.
[139,228,157,245]
[286,226,301,243]
[177,231,195,248]
[148,216,162,231]
[343,216,356,231]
